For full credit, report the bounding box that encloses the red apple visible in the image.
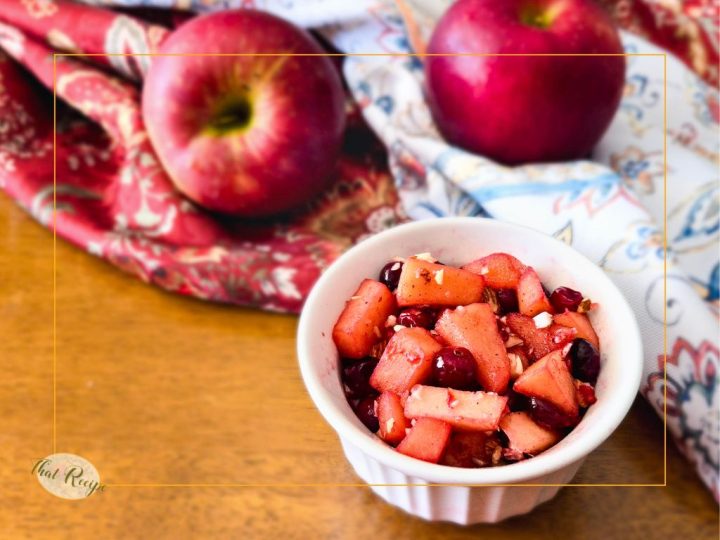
[142,9,346,216]
[426,0,625,164]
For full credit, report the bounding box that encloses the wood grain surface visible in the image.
[0,192,717,539]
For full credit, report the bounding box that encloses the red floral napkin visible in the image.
[0,1,404,313]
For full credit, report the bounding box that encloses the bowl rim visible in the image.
[297,217,643,484]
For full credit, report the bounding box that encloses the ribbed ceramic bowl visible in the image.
[297,218,642,524]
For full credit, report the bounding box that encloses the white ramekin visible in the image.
[297,218,642,524]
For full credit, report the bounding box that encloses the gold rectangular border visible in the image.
[51,51,668,488]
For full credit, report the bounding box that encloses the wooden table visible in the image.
[1,192,716,539]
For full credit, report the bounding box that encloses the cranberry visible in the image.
[354,395,379,432]
[569,338,600,384]
[550,286,583,312]
[432,347,477,390]
[379,261,403,290]
[506,390,529,412]
[398,307,436,329]
[529,397,579,430]
[496,288,519,314]
[342,357,378,399]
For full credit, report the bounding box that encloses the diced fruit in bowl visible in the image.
[333,251,601,468]
[529,397,579,430]
[405,385,508,431]
[376,392,410,445]
[342,357,378,399]
[432,347,477,390]
[397,307,437,329]
[463,252,525,289]
[369,327,442,395]
[569,339,601,384]
[435,303,510,393]
[396,257,485,307]
[353,395,380,432]
[514,349,579,419]
[554,311,600,350]
[397,418,452,464]
[549,286,584,312]
[332,279,396,359]
[500,412,561,456]
[517,267,553,317]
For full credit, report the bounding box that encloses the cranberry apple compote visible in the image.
[332,252,601,466]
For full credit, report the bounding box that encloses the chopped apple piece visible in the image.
[462,252,526,289]
[506,312,552,360]
[435,303,510,393]
[553,311,600,350]
[396,418,452,463]
[404,384,508,431]
[332,279,396,359]
[500,411,561,455]
[396,258,485,307]
[517,267,553,317]
[376,392,409,445]
[369,327,441,394]
[513,349,579,418]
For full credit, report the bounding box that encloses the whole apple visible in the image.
[426,0,625,165]
[142,10,346,216]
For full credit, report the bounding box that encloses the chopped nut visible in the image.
[482,287,499,313]
[385,314,397,327]
[577,298,593,313]
[492,445,503,465]
[533,311,553,329]
[350,295,361,300]
[393,324,405,333]
[502,448,525,462]
[415,268,432,283]
[413,252,437,263]
[505,335,524,348]
[434,269,444,285]
[508,353,524,379]
[385,418,395,432]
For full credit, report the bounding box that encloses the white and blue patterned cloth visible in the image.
[80,0,720,499]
